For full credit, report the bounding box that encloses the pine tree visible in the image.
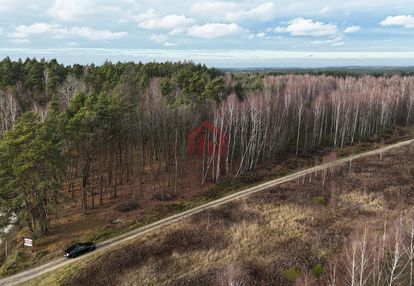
[0,112,65,234]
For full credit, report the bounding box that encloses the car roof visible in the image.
[65,244,79,251]
[66,242,89,250]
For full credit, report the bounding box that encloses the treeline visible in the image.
[0,57,222,130]
[226,67,414,78]
[1,58,414,235]
[0,58,225,234]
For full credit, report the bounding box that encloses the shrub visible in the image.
[312,196,327,206]
[0,251,31,276]
[191,202,258,227]
[161,226,229,254]
[282,268,300,282]
[115,201,139,213]
[151,193,177,201]
[312,264,324,279]
[220,264,248,286]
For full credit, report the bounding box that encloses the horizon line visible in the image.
[2,48,414,68]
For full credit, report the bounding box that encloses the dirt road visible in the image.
[1,139,413,286]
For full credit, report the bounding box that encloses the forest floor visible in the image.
[16,129,414,286]
[0,127,413,279]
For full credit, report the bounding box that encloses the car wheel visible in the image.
[72,254,77,259]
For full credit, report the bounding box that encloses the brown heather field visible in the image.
[41,143,414,286]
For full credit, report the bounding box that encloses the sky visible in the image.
[1,0,414,67]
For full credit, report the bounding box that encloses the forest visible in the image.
[0,57,414,236]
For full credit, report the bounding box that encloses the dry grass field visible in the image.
[32,143,414,286]
[4,128,409,279]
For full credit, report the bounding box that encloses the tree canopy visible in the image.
[0,112,64,234]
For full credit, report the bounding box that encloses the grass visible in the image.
[4,178,264,282]
[1,252,32,277]
[312,264,325,279]
[312,195,327,206]
[19,254,97,286]
[7,126,414,283]
[48,141,414,286]
[282,268,300,282]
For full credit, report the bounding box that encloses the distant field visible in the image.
[27,142,414,286]
[223,66,414,76]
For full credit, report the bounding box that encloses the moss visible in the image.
[312,264,325,279]
[282,268,300,282]
[312,196,327,206]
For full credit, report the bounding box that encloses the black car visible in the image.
[64,242,96,258]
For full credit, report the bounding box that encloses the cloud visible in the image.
[8,38,30,44]
[256,32,266,38]
[190,2,276,22]
[274,18,338,37]
[8,23,127,41]
[380,15,414,28]
[225,2,276,22]
[190,1,238,17]
[311,37,344,47]
[169,28,185,36]
[344,26,361,33]
[253,32,273,40]
[0,0,28,12]
[131,8,246,40]
[149,33,178,47]
[65,27,127,40]
[187,23,243,39]
[0,0,13,11]
[331,42,345,47]
[320,6,330,14]
[48,0,89,21]
[48,0,119,21]
[8,23,56,39]
[164,42,177,47]
[150,33,168,44]
[135,9,195,30]
[1,0,43,12]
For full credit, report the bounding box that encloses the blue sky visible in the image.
[1,0,414,67]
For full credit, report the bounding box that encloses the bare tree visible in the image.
[387,216,408,286]
[0,88,19,137]
[58,74,87,110]
[220,264,248,286]
[404,220,414,286]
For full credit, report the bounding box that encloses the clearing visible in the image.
[18,137,414,285]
